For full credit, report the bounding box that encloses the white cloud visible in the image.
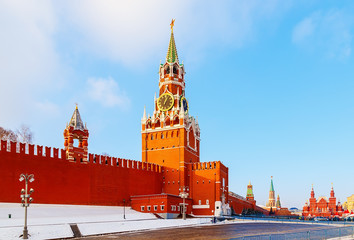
[0,0,61,128]
[292,10,353,59]
[292,16,316,44]
[87,77,130,108]
[35,101,60,117]
[61,0,288,66]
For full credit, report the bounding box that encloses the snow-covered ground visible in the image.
[0,203,211,240]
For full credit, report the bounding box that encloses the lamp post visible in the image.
[123,199,126,219]
[19,174,34,239]
[179,186,189,220]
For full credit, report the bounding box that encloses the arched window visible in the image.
[161,133,164,139]
[173,66,177,74]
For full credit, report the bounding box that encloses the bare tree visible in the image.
[16,125,34,144]
[0,127,18,142]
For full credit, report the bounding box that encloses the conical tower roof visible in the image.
[276,195,281,208]
[270,176,275,192]
[69,105,85,131]
[166,19,179,63]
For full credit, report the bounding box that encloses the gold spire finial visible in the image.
[170,19,175,32]
[75,103,78,110]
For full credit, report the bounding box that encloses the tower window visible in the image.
[166,66,170,74]
[173,66,177,74]
[161,133,164,139]
[151,135,154,140]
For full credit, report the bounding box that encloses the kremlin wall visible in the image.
[1,21,275,218]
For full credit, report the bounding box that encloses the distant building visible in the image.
[266,176,276,208]
[343,194,354,214]
[263,176,291,216]
[302,184,344,218]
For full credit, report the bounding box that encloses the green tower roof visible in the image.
[166,31,179,63]
[270,177,275,192]
[276,195,281,208]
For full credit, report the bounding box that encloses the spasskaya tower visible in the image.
[141,20,200,193]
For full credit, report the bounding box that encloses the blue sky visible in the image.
[1,0,354,208]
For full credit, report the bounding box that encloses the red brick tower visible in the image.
[141,20,200,195]
[63,105,89,163]
[246,181,256,206]
[328,183,336,213]
[309,184,317,212]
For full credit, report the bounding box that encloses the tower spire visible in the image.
[311,184,315,198]
[142,106,147,122]
[270,176,275,192]
[166,19,179,63]
[330,183,335,198]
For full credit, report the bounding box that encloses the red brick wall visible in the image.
[0,140,162,206]
[228,194,269,215]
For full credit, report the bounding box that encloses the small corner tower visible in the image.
[276,195,281,208]
[63,105,89,163]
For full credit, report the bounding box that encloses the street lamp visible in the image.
[179,186,189,220]
[19,174,34,239]
[123,199,126,219]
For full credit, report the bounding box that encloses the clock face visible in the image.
[157,93,174,111]
[180,96,188,113]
